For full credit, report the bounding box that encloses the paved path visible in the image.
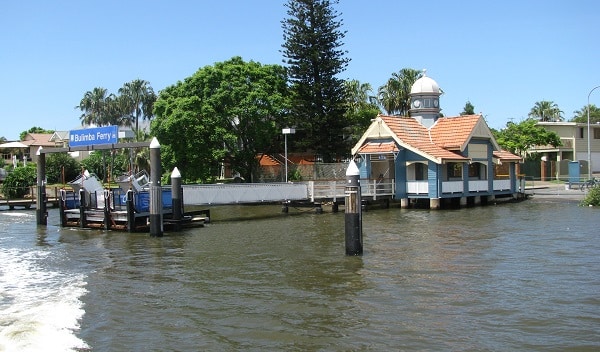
[525,182,587,201]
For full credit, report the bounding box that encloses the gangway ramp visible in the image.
[181,180,395,206]
[182,183,308,205]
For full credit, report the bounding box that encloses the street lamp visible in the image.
[587,85,600,178]
[282,128,295,182]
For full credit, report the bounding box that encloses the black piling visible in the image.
[149,137,163,237]
[79,188,87,228]
[344,160,363,256]
[126,189,135,232]
[35,147,47,225]
[59,189,66,227]
[171,167,183,221]
[103,189,111,231]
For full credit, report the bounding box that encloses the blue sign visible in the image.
[69,126,118,147]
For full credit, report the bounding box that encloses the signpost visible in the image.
[69,126,118,147]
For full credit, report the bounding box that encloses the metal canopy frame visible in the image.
[39,141,151,154]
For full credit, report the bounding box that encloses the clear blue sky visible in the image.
[1,0,598,141]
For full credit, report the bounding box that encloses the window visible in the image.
[594,127,600,139]
[447,162,462,180]
[578,127,584,139]
[415,162,427,180]
[469,162,487,180]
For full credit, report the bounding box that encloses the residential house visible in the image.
[529,121,600,179]
[22,133,57,163]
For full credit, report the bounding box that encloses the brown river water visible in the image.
[0,194,598,351]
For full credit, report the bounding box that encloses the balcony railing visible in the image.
[468,180,488,192]
[406,181,428,194]
[442,181,463,194]
[493,179,511,191]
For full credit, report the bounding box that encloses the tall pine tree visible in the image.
[281,0,350,162]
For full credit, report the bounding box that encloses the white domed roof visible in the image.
[410,71,440,95]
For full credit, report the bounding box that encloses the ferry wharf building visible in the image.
[351,72,522,209]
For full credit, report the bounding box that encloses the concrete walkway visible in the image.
[524,181,587,201]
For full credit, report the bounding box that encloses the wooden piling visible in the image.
[79,189,87,228]
[126,189,135,232]
[35,147,47,225]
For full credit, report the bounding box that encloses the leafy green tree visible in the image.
[281,0,350,162]
[118,79,157,140]
[377,68,422,116]
[528,100,563,122]
[1,165,36,198]
[19,127,55,141]
[493,118,562,158]
[461,101,475,115]
[571,104,600,124]
[344,79,379,142]
[80,150,129,181]
[45,153,80,184]
[152,56,290,182]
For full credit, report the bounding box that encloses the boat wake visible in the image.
[0,248,89,351]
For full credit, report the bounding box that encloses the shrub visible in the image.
[581,185,600,207]
[1,165,36,199]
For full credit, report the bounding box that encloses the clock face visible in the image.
[433,99,439,107]
[413,99,421,108]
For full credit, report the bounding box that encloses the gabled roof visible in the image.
[357,140,399,154]
[257,153,316,166]
[382,116,469,162]
[49,131,69,142]
[493,150,523,163]
[22,133,56,147]
[352,114,518,164]
[429,114,499,151]
[257,154,280,166]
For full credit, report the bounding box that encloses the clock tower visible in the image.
[409,70,441,128]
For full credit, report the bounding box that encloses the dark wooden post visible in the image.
[36,147,47,225]
[103,189,111,231]
[345,160,363,256]
[126,189,135,232]
[79,188,87,228]
[58,189,66,227]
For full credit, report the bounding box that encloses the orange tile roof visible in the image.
[357,140,399,154]
[380,115,469,162]
[257,154,281,166]
[356,113,521,164]
[493,150,522,161]
[289,154,315,165]
[429,114,481,150]
[257,153,317,166]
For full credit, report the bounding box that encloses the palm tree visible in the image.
[528,100,563,122]
[571,104,600,124]
[377,68,422,116]
[118,79,157,140]
[344,79,375,111]
[76,87,116,126]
